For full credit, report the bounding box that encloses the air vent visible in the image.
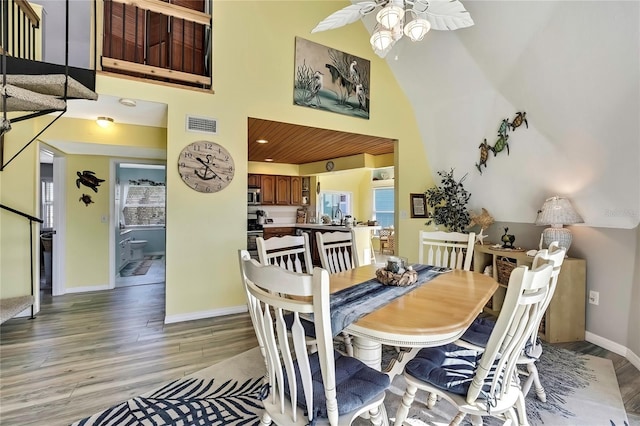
[186,115,217,134]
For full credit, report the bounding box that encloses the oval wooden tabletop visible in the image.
[329,264,498,341]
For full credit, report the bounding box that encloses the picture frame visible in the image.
[410,193,428,218]
[293,37,370,119]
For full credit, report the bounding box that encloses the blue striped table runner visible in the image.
[329,264,450,337]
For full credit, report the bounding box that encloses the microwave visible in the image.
[248,187,261,205]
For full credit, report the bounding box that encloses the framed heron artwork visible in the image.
[293,37,370,119]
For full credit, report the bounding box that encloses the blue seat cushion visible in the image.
[286,350,390,418]
[284,312,317,338]
[460,316,495,347]
[405,343,486,396]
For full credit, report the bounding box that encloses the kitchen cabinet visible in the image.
[275,176,291,205]
[248,174,261,187]
[290,176,302,205]
[474,244,586,343]
[263,226,296,239]
[248,174,307,206]
[260,175,276,204]
[301,177,311,206]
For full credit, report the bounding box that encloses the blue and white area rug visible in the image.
[72,344,630,426]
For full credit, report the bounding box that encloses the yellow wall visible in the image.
[1,0,433,320]
[65,156,111,288]
[0,118,39,301]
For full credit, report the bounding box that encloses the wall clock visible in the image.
[325,161,335,171]
[178,141,235,193]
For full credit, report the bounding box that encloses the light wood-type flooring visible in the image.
[1,283,638,425]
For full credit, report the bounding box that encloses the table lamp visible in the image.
[535,196,583,251]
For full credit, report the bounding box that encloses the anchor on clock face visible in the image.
[195,155,222,181]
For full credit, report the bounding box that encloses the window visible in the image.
[319,191,352,222]
[41,180,54,229]
[373,187,394,228]
[121,184,166,227]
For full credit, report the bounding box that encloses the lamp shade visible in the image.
[376,5,404,29]
[535,196,583,226]
[370,29,394,51]
[404,18,431,41]
[535,196,583,251]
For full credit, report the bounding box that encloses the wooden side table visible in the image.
[473,244,586,343]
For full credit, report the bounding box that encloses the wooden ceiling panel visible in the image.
[248,117,394,165]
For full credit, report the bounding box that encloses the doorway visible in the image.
[112,161,166,288]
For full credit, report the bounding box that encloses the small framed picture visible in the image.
[410,193,428,218]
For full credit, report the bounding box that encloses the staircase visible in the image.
[1,0,98,169]
[2,74,97,114]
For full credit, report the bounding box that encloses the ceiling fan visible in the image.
[312,0,474,58]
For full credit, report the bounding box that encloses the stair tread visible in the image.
[6,74,98,101]
[0,84,67,112]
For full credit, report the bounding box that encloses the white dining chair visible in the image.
[316,230,359,274]
[458,241,567,403]
[393,262,554,426]
[315,230,359,356]
[238,250,390,426]
[256,233,318,351]
[418,230,476,271]
[257,233,313,274]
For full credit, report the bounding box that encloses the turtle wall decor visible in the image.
[76,170,105,192]
[474,111,528,175]
[79,194,94,206]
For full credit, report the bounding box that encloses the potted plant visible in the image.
[424,169,471,233]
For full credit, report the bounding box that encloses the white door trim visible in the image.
[52,155,66,296]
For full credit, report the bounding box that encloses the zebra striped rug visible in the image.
[72,344,629,426]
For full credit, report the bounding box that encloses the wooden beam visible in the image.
[101,57,211,86]
[111,0,211,26]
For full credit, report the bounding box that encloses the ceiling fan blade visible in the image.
[425,0,474,31]
[311,1,379,33]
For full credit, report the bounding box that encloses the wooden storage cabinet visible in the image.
[260,175,276,204]
[248,174,261,187]
[473,244,586,343]
[290,176,302,205]
[263,226,296,239]
[275,176,291,205]
[247,174,305,206]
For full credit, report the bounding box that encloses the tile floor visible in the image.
[116,255,166,287]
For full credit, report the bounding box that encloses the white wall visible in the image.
[384,1,639,351]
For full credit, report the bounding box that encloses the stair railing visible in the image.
[0,203,43,319]
[0,0,69,171]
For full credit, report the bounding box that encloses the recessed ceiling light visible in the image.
[119,98,137,107]
[265,158,274,162]
[256,139,268,144]
[96,116,114,128]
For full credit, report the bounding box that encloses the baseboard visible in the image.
[164,305,248,324]
[585,331,640,370]
[627,348,640,371]
[65,284,111,294]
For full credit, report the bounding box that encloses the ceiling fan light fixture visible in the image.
[404,18,431,41]
[370,28,394,51]
[376,5,404,30]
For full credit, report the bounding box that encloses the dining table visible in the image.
[329,263,499,377]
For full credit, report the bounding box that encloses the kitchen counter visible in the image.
[259,223,380,266]
[296,224,380,231]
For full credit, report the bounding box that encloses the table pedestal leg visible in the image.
[352,336,382,371]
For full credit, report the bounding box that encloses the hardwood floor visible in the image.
[1,283,638,425]
[0,284,258,425]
